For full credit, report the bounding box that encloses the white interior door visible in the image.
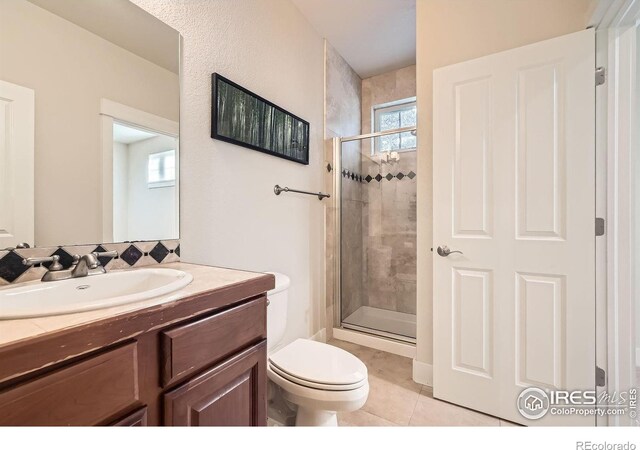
[433,29,595,426]
[0,80,34,248]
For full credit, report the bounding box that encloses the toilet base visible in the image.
[295,407,338,426]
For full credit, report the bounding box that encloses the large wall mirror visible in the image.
[0,0,180,249]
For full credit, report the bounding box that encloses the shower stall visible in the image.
[333,126,417,344]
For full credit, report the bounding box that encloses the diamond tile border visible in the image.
[0,239,180,286]
[342,169,416,183]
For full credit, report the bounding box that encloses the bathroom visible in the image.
[0,0,639,445]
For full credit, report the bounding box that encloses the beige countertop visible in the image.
[0,262,272,349]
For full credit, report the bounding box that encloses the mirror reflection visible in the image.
[0,0,180,248]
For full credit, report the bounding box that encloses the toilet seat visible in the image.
[268,362,367,391]
[268,339,368,391]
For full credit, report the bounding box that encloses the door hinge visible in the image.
[595,67,606,86]
[595,217,605,236]
[596,366,606,387]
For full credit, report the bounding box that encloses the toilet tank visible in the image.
[265,272,290,352]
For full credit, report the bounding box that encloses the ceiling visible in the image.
[27,0,180,74]
[113,123,157,145]
[292,0,416,79]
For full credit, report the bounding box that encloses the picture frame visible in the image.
[211,73,310,165]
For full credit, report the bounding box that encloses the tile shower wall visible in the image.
[362,65,417,316]
[0,240,180,286]
[361,65,416,135]
[324,42,362,334]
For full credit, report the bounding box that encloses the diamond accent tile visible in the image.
[149,242,170,263]
[93,245,115,267]
[365,175,373,183]
[48,248,75,269]
[120,245,143,266]
[161,240,179,251]
[0,251,29,282]
[175,245,180,257]
[385,173,394,181]
[396,172,405,180]
[407,171,416,179]
[375,174,382,182]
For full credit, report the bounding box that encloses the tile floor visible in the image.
[329,339,518,426]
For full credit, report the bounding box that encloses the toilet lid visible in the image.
[268,339,367,388]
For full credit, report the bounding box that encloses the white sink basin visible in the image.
[0,268,193,319]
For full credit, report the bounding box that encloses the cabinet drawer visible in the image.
[0,342,139,426]
[161,296,266,386]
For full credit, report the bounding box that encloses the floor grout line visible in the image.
[408,384,428,425]
[355,409,398,425]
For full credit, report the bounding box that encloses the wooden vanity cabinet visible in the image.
[0,284,270,427]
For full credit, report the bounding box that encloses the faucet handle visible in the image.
[90,250,118,268]
[92,250,118,259]
[23,255,63,271]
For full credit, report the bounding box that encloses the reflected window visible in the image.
[373,97,417,153]
[148,150,176,188]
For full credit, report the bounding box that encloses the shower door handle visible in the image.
[437,246,463,257]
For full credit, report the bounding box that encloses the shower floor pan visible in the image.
[342,305,416,341]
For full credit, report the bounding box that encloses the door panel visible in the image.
[516,272,565,389]
[453,77,493,238]
[453,268,493,377]
[0,80,34,248]
[433,29,595,426]
[516,62,565,239]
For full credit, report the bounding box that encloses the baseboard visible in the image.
[332,327,416,358]
[310,328,327,343]
[412,359,433,387]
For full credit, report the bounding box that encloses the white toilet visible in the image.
[266,272,369,426]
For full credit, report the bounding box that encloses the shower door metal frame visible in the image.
[332,126,417,344]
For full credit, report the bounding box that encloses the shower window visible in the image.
[372,97,417,154]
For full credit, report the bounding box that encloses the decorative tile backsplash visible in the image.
[341,169,416,183]
[0,240,180,286]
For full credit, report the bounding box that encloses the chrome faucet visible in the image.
[23,250,118,282]
[72,253,101,277]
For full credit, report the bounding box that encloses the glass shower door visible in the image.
[338,133,417,342]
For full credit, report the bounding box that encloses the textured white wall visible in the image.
[132,0,326,343]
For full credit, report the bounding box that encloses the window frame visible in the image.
[147,149,176,189]
[371,96,417,154]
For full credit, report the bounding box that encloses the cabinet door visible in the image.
[164,341,266,426]
[111,407,148,426]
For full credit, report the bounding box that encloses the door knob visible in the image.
[437,246,463,257]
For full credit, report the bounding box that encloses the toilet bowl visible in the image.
[266,273,369,426]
